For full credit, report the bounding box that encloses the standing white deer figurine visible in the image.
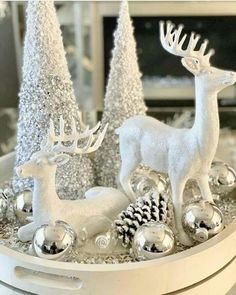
[117,21,236,245]
[16,118,129,242]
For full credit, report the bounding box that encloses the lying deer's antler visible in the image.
[43,117,108,154]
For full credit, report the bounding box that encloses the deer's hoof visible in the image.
[18,228,30,242]
[178,232,194,246]
[17,224,35,242]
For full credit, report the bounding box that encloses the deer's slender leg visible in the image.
[18,222,37,242]
[197,175,214,203]
[170,175,194,246]
[119,140,141,202]
[119,160,139,203]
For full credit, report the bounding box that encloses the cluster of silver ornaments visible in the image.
[132,222,175,260]
[32,221,76,260]
[182,200,224,243]
[0,191,236,264]
[0,186,34,224]
[209,161,236,196]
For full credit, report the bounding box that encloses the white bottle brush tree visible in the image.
[13,0,95,199]
[95,0,147,188]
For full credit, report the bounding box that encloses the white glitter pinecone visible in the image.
[114,192,172,247]
[95,0,147,188]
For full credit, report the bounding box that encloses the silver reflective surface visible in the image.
[33,221,75,260]
[13,190,33,224]
[132,222,175,260]
[209,161,236,195]
[182,200,224,242]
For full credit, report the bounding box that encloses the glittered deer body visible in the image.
[16,118,129,242]
[117,21,236,245]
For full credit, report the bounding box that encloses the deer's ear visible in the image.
[181,57,201,75]
[48,154,70,166]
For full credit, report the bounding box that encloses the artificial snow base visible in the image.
[0,153,236,295]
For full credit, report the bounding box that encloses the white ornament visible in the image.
[117,21,236,245]
[95,0,147,188]
[16,118,129,242]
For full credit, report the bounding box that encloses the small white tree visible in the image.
[95,0,147,187]
[13,0,95,199]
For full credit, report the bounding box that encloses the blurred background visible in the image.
[0,1,236,156]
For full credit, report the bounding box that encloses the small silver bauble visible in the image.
[13,190,33,224]
[132,222,175,260]
[209,161,236,196]
[182,200,224,243]
[32,221,76,260]
[132,170,168,196]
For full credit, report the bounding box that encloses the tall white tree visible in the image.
[95,0,147,188]
[13,0,95,199]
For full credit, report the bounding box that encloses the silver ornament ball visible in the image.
[132,222,175,260]
[33,221,76,260]
[209,161,236,196]
[132,171,168,196]
[13,190,33,224]
[182,200,224,243]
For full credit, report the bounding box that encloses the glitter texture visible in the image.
[13,0,94,199]
[95,0,147,188]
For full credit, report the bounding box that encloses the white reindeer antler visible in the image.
[159,21,215,66]
[43,117,108,154]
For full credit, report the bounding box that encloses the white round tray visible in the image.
[0,153,236,295]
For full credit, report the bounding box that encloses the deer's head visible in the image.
[16,117,108,180]
[160,21,236,93]
[16,151,70,179]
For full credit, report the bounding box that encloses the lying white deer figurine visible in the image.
[117,21,236,245]
[16,117,129,242]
